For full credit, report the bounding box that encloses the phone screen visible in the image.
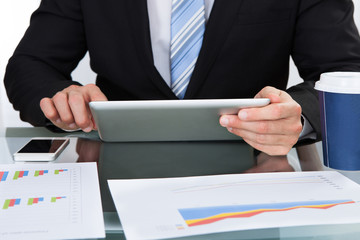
[18,140,67,153]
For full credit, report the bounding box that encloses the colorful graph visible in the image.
[2,169,70,181]
[0,163,103,240]
[27,197,44,205]
[3,199,21,210]
[51,196,66,203]
[54,169,68,175]
[0,171,9,182]
[179,200,355,227]
[13,171,29,180]
[34,170,49,177]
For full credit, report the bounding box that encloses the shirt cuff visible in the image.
[299,114,317,140]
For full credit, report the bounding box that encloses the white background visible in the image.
[0,0,359,128]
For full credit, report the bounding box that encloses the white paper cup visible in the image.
[315,72,360,170]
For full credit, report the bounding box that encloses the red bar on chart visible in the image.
[0,172,6,182]
[9,199,16,207]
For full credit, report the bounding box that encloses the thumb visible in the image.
[255,86,282,103]
[267,93,281,103]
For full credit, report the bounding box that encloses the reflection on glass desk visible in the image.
[2,127,360,240]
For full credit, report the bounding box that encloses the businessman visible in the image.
[4,0,360,156]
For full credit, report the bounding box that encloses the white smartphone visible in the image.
[13,138,70,162]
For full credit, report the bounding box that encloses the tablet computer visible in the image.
[89,98,270,142]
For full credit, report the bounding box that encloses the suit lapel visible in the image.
[184,0,244,99]
[126,0,177,99]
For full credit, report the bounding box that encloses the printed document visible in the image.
[0,162,105,240]
[109,171,360,240]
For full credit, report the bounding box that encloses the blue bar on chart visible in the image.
[0,171,9,182]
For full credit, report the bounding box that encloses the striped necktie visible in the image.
[170,0,206,99]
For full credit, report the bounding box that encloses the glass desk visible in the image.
[1,127,360,240]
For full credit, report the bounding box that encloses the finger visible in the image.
[237,102,301,121]
[40,98,75,130]
[85,84,107,130]
[86,103,96,130]
[92,119,98,130]
[40,97,60,123]
[68,91,93,132]
[227,128,299,148]
[52,91,76,126]
[255,86,291,101]
[220,115,302,135]
[85,84,108,102]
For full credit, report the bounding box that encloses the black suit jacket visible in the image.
[4,0,360,145]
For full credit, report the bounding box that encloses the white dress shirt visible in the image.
[146,0,314,139]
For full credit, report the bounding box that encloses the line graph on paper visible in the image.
[178,199,355,227]
[108,171,360,240]
[169,173,358,228]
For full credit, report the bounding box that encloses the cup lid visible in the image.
[315,72,360,94]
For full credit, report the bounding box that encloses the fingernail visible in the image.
[83,126,93,133]
[55,119,61,124]
[220,117,229,126]
[68,123,76,129]
[239,111,247,120]
[228,127,233,132]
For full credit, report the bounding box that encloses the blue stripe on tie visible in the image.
[171,25,204,84]
[172,0,194,23]
[171,9,205,55]
[171,31,204,85]
[171,21,205,70]
[170,0,205,99]
[172,1,202,31]
[171,44,202,98]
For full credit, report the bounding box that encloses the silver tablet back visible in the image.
[89,99,270,142]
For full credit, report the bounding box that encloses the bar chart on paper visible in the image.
[109,171,360,240]
[0,163,105,240]
[0,165,79,225]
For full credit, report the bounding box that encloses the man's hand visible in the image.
[40,84,108,132]
[219,86,303,156]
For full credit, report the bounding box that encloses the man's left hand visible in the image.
[220,86,303,156]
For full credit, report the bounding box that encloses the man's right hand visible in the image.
[40,84,108,132]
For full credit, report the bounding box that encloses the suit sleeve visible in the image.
[288,0,360,145]
[4,0,86,126]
